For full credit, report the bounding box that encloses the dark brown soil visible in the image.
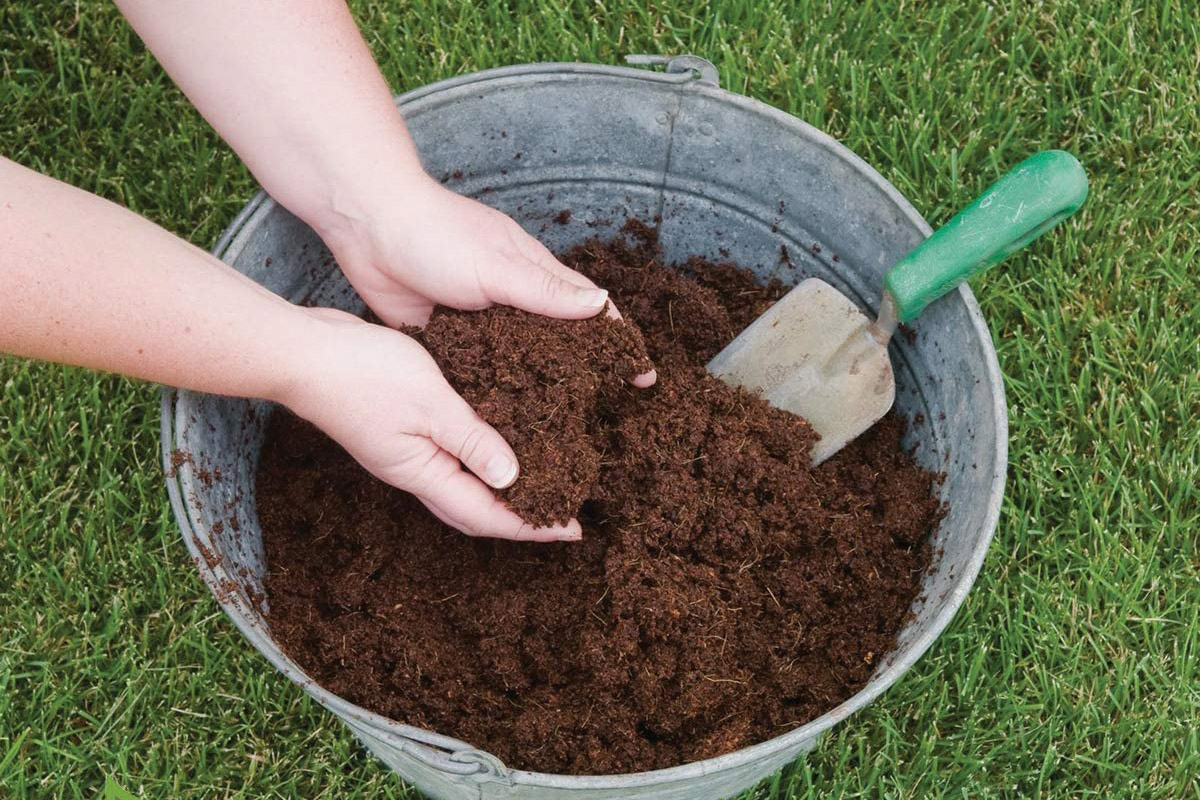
[258,222,942,775]
[415,305,651,527]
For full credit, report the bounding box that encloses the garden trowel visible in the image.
[708,150,1088,465]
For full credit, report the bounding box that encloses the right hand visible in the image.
[279,307,581,543]
[314,169,658,386]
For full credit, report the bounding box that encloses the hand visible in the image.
[279,307,582,542]
[318,170,657,386]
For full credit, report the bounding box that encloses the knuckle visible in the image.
[539,269,564,300]
[454,423,488,466]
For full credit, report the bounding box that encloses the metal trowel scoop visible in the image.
[708,150,1088,465]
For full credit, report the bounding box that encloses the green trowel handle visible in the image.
[884,150,1088,323]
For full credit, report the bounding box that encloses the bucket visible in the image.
[162,56,1006,800]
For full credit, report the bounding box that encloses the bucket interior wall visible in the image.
[166,64,1004,800]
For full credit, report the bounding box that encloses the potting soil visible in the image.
[258,222,942,774]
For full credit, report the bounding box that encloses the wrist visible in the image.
[301,134,435,248]
[263,305,361,414]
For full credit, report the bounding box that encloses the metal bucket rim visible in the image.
[163,59,1008,789]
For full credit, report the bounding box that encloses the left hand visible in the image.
[282,307,582,542]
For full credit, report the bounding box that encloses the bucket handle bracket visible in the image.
[626,53,720,87]
[450,747,512,784]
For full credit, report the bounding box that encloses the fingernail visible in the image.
[484,455,518,488]
[632,368,658,388]
[580,288,609,308]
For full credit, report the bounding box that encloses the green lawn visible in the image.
[1,1,1197,797]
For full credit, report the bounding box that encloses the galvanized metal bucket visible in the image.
[162,57,1007,800]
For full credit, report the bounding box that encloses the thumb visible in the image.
[490,258,610,320]
[430,393,521,489]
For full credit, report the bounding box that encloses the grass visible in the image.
[1,0,1197,797]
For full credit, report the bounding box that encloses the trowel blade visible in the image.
[707,278,895,465]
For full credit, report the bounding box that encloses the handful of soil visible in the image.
[259,223,942,774]
[415,305,652,527]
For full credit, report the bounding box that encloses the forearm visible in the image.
[112,0,423,238]
[0,157,314,402]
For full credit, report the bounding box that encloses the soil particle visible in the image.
[168,449,192,476]
[195,537,221,569]
[195,466,222,487]
[258,221,942,775]
[553,209,572,225]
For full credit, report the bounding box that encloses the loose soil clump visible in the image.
[259,222,942,774]
[416,305,652,527]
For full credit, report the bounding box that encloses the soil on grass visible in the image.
[258,222,942,774]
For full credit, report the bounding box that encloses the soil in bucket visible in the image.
[257,221,943,775]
